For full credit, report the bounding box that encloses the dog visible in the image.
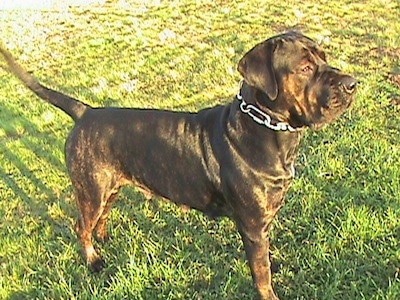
[0,32,356,299]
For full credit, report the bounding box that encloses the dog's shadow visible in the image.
[0,104,70,222]
[98,187,256,299]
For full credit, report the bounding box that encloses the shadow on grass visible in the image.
[0,104,71,220]
[5,193,253,299]
[111,196,253,299]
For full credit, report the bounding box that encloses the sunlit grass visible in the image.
[0,0,399,299]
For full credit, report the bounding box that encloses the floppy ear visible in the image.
[238,41,278,100]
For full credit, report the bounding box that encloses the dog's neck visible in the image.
[237,81,298,132]
[230,81,303,178]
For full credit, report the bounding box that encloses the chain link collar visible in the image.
[236,82,297,132]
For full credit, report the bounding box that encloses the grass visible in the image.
[0,0,399,299]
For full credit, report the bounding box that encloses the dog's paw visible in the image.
[89,257,106,273]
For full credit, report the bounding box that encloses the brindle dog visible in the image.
[0,32,356,299]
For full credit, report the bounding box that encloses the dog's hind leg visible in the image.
[74,188,106,272]
[95,192,119,243]
[73,171,121,272]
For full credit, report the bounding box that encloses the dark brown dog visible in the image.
[0,32,356,299]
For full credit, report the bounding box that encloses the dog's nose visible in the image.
[340,76,357,94]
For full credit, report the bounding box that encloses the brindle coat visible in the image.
[0,32,356,299]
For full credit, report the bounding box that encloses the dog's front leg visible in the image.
[240,232,279,300]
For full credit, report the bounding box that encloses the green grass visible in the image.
[0,0,399,299]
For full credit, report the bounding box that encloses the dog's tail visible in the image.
[0,42,90,122]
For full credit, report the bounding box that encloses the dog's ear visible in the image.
[316,47,327,62]
[238,41,278,100]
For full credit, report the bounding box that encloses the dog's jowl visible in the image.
[0,32,356,300]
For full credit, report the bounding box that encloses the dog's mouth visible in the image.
[327,88,356,110]
[308,75,357,130]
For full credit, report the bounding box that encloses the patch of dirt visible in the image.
[370,47,400,61]
[388,72,400,88]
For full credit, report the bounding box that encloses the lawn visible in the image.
[0,0,399,299]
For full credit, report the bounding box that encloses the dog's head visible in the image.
[238,31,357,129]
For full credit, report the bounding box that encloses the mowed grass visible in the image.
[0,0,399,299]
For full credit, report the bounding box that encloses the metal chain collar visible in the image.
[236,87,297,132]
